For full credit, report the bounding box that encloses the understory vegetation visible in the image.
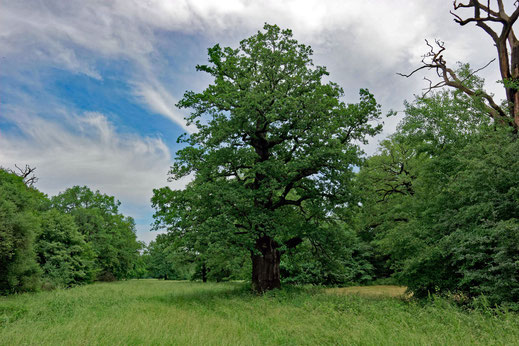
[1,280,518,345]
[0,173,143,294]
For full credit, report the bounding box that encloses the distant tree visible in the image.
[152,24,382,292]
[400,1,519,129]
[147,233,193,280]
[36,209,95,287]
[52,186,141,280]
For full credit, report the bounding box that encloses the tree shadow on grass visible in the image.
[148,282,252,308]
[147,282,325,313]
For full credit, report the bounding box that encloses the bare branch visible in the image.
[399,39,508,123]
[450,11,505,26]
[449,0,519,127]
[6,164,39,187]
[464,58,496,80]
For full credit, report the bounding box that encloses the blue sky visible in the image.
[0,0,506,243]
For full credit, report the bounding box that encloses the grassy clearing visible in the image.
[0,280,518,345]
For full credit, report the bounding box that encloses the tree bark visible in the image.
[511,44,519,128]
[251,236,281,292]
[201,262,207,283]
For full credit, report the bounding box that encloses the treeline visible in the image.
[145,23,519,307]
[354,71,519,309]
[147,67,519,308]
[0,170,143,294]
[143,233,250,282]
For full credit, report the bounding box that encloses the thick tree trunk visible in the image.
[251,236,281,292]
[201,262,207,283]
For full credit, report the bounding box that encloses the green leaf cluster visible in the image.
[152,24,382,286]
[0,170,41,294]
[0,170,143,294]
[52,186,143,281]
[355,68,519,307]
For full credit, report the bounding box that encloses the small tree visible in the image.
[153,24,381,292]
[36,209,95,287]
[52,186,141,281]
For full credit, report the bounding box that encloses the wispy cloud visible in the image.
[133,81,197,134]
[0,108,186,206]
[1,0,500,134]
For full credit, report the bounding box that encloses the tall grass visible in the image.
[1,280,518,345]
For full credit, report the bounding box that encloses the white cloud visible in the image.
[133,81,197,134]
[1,0,507,133]
[0,108,189,221]
[0,107,200,241]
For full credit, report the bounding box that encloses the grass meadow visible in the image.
[1,280,518,345]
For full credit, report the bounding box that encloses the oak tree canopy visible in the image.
[152,24,381,292]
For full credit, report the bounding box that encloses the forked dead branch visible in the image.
[400,0,519,129]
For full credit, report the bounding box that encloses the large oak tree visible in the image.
[152,24,381,292]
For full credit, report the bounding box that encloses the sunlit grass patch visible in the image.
[325,285,408,298]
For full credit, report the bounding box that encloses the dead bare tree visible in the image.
[400,1,519,129]
[6,164,39,187]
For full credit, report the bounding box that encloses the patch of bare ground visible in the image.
[325,285,409,299]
